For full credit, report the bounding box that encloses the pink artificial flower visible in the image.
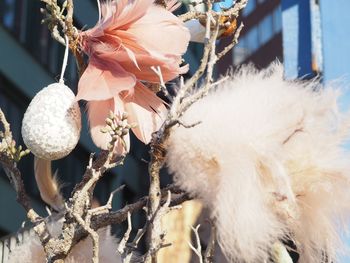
[77,0,190,154]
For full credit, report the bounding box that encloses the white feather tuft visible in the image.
[7,221,122,263]
[166,62,350,262]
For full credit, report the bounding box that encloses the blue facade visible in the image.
[281,0,312,78]
[319,0,350,112]
[281,1,350,261]
[281,0,350,83]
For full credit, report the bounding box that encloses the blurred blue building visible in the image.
[219,0,350,83]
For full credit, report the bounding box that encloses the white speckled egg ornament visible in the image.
[22,36,81,160]
[22,83,81,160]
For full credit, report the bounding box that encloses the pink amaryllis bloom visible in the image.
[77,0,190,154]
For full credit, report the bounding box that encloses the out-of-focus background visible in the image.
[0,0,350,262]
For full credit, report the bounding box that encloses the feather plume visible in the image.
[166,62,350,262]
[34,157,64,211]
[124,82,167,144]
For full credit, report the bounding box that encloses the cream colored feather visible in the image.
[34,157,64,211]
[166,63,350,262]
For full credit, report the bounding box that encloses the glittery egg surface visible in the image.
[22,83,81,160]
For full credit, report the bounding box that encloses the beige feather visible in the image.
[34,157,64,211]
[167,62,350,262]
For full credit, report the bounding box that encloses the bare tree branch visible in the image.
[204,221,216,263]
[90,185,190,232]
[40,0,86,75]
[215,22,244,62]
[179,0,248,22]
[144,1,247,261]
[0,108,51,248]
[188,225,203,263]
[118,212,132,255]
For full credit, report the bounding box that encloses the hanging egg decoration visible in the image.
[22,83,81,160]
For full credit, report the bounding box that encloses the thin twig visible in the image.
[179,0,248,22]
[123,219,148,263]
[205,12,219,85]
[118,212,132,254]
[177,22,220,116]
[90,185,190,230]
[40,0,86,75]
[188,225,203,263]
[170,11,220,122]
[215,22,244,62]
[151,66,172,101]
[0,108,52,255]
[178,120,202,129]
[204,221,216,263]
[69,208,100,263]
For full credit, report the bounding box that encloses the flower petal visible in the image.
[128,5,190,56]
[102,0,155,31]
[166,0,182,12]
[87,99,115,150]
[77,57,136,101]
[117,51,187,83]
[124,82,167,143]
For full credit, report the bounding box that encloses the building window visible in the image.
[233,26,259,64]
[246,26,259,53]
[273,6,282,33]
[1,0,26,40]
[2,0,16,30]
[0,0,78,86]
[233,38,249,65]
[259,13,274,45]
[242,0,256,16]
[233,4,283,66]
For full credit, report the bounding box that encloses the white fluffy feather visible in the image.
[166,63,350,262]
[7,220,121,263]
